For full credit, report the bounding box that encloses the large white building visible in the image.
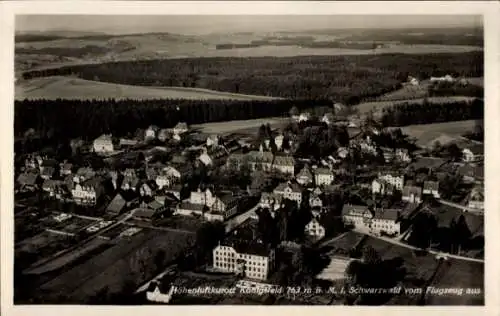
[93,134,114,154]
[313,168,334,186]
[273,181,302,204]
[342,204,402,236]
[272,155,295,175]
[378,172,405,191]
[213,241,275,281]
[71,177,104,205]
[175,188,239,221]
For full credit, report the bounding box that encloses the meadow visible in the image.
[397,120,477,147]
[16,76,280,101]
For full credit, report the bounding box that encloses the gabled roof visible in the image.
[297,166,313,179]
[148,200,164,210]
[133,208,157,219]
[95,134,112,142]
[42,179,64,190]
[174,122,188,130]
[274,181,302,193]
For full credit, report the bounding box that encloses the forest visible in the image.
[380,98,483,127]
[14,98,331,141]
[21,52,483,103]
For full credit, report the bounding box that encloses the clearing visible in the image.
[191,117,288,135]
[396,120,476,147]
[15,76,281,101]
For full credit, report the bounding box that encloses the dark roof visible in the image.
[178,202,206,212]
[423,181,439,191]
[107,194,127,213]
[274,181,302,193]
[222,239,272,257]
[341,204,370,217]
[42,179,64,190]
[314,167,333,176]
[297,166,313,179]
[17,173,38,186]
[273,155,295,166]
[133,208,157,219]
[373,208,400,221]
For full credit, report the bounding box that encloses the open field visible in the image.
[425,259,484,305]
[16,76,280,101]
[38,228,195,302]
[433,204,484,236]
[397,120,477,147]
[192,117,288,135]
[377,84,429,102]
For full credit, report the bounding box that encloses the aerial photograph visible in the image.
[13,14,484,305]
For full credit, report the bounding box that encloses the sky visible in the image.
[16,15,482,35]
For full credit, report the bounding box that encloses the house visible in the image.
[402,185,423,204]
[337,147,349,159]
[71,177,104,205]
[106,193,127,216]
[378,172,405,191]
[273,181,302,204]
[198,150,213,167]
[380,147,395,162]
[259,192,283,211]
[423,181,440,198]
[468,185,484,210]
[458,164,484,184]
[42,179,66,198]
[369,208,401,236]
[93,134,114,154]
[298,112,311,122]
[342,204,372,230]
[407,76,420,86]
[305,218,326,240]
[158,129,171,142]
[119,138,138,147]
[430,74,454,83]
[462,145,484,162]
[249,151,274,171]
[121,169,140,192]
[371,179,393,196]
[212,240,275,280]
[309,195,323,208]
[146,280,174,304]
[145,125,160,140]
[173,122,189,135]
[206,135,220,147]
[313,168,334,186]
[16,172,39,191]
[139,181,156,197]
[395,148,411,163]
[272,155,295,175]
[59,161,73,176]
[296,166,313,185]
[176,188,239,221]
[274,134,284,151]
[74,167,96,184]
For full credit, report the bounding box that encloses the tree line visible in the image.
[380,98,483,127]
[14,98,332,141]
[21,52,483,104]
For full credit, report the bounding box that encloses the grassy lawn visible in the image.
[425,259,484,305]
[192,117,288,135]
[399,120,477,147]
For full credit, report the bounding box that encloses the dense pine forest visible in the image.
[380,98,483,127]
[21,52,483,104]
[14,98,331,140]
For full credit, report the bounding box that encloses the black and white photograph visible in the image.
[2,1,496,310]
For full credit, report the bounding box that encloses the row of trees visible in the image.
[380,98,483,127]
[21,52,483,102]
[14,98,332,141]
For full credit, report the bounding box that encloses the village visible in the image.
[13,100,484,305]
